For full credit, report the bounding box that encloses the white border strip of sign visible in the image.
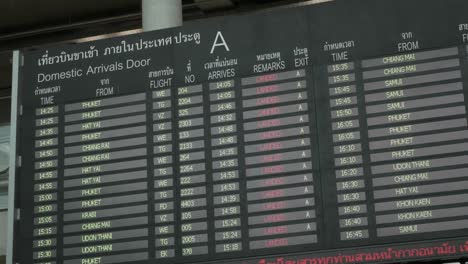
[7,50,20,264]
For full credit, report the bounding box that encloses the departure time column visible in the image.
[32,105,60,264]
[327,62,370,241]
[209,79,243,254]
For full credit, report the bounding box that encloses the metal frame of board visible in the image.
[0,125,10,207]
[7,50,19,264]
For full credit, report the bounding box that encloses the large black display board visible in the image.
[12,0,468,263]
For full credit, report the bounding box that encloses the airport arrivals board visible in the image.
[11,0,468,263]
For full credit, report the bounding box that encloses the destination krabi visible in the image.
[37,59,151,83]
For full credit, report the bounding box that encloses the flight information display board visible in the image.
[11,0,468,263]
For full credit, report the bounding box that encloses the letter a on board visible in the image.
[211,31,230,54]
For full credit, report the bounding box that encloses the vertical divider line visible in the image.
[236,77,249,254]
[459,45,468,139]
[57,95,64,264]
[313,63,336,248]
[306,64,324,248]
[146,88,155,260]
[355,59,376,240]
[7,50,20,264]
[203,81,216,257]
[173,81,181,260]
